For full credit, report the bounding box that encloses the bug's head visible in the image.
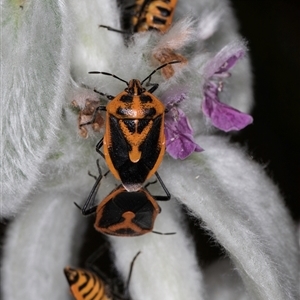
[64,267,80,285]
[125,79,146,96]
[95,188,160,236]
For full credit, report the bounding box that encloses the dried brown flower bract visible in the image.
[153,48,188,78]
[72,99,104,138]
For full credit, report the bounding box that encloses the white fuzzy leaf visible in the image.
[2,1,297,300]
[159,135,300,300]
[204,259,249,300]
[1,188,87,300]
[109,200,205,300]
[1,0,73,217]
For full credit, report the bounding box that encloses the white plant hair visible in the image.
[1,0,299,300]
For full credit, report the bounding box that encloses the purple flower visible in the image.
[165,107,203,160]
[203,82,253,132]
[161,87,203,160]
[202,42,253,131]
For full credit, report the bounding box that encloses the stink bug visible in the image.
[101,0,178,34]
[84,60,180,191]
[64,249,141,300]
[64,267,112,300]
[131,0,178,33]
[75,160,172,237]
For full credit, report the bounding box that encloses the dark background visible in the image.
[195,0,300,264]
[1,0,299,289]
[231,0,300,221]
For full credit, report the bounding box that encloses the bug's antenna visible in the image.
[125,251,141,291]
[99,25,127,34]
[141,60,182,85]
[88,71,129,86]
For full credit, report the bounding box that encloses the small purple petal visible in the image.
[165,108,204,159]
[160,85,188,107]
[166,131,203,160]
[202,85,253,132]
[204,41,247,79]
[215,51,245,74]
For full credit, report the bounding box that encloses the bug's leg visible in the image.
[85,242,127,300]
[89,159,110,179]
[88,171,98,181]
[79,105,106,127]
[146,174,176,235]
[146,81,159,93]
[86,244,108,268]
[125,251,141,291]
[96,138,105,159]
[144,179,158,188]
[96,160,110,179]
[85,241,111,278]
[123,251,141,298]
[74,160,104,215]
[93,89,115,101]
[109,251,142,300]
[148,172,171,201]
[142,73,158,90]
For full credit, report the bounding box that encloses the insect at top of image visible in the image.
[99,0,183,78]
[84,60,181,192]
[100,0,177,35]
[126,0,178,33]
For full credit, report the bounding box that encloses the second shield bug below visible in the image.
[64,247,141,300]
[83,60,181,192]
[75,160,173,237]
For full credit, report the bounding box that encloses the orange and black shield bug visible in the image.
[84,61,180,191]
[131,0,178,33]
[64,250,141,300]
[64,267,112,300]
[75,160,172,237]
[100,0,177,35]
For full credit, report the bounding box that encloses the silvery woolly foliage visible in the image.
[1,0,299,300]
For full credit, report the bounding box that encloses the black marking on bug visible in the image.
[138,116,162,169]
[78,272,91,291]
[157,6,172,17]
[108,116,163,186]
[98,192,155,230]
[120,94,133,102]
[65,270,79,285]
[116,107,130,116]
[137,119,151,134]
[123,120,136,133]
[143,107,156,118]
[115,228,136,235]
[140,94,153,103]
[153,16,167,25]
